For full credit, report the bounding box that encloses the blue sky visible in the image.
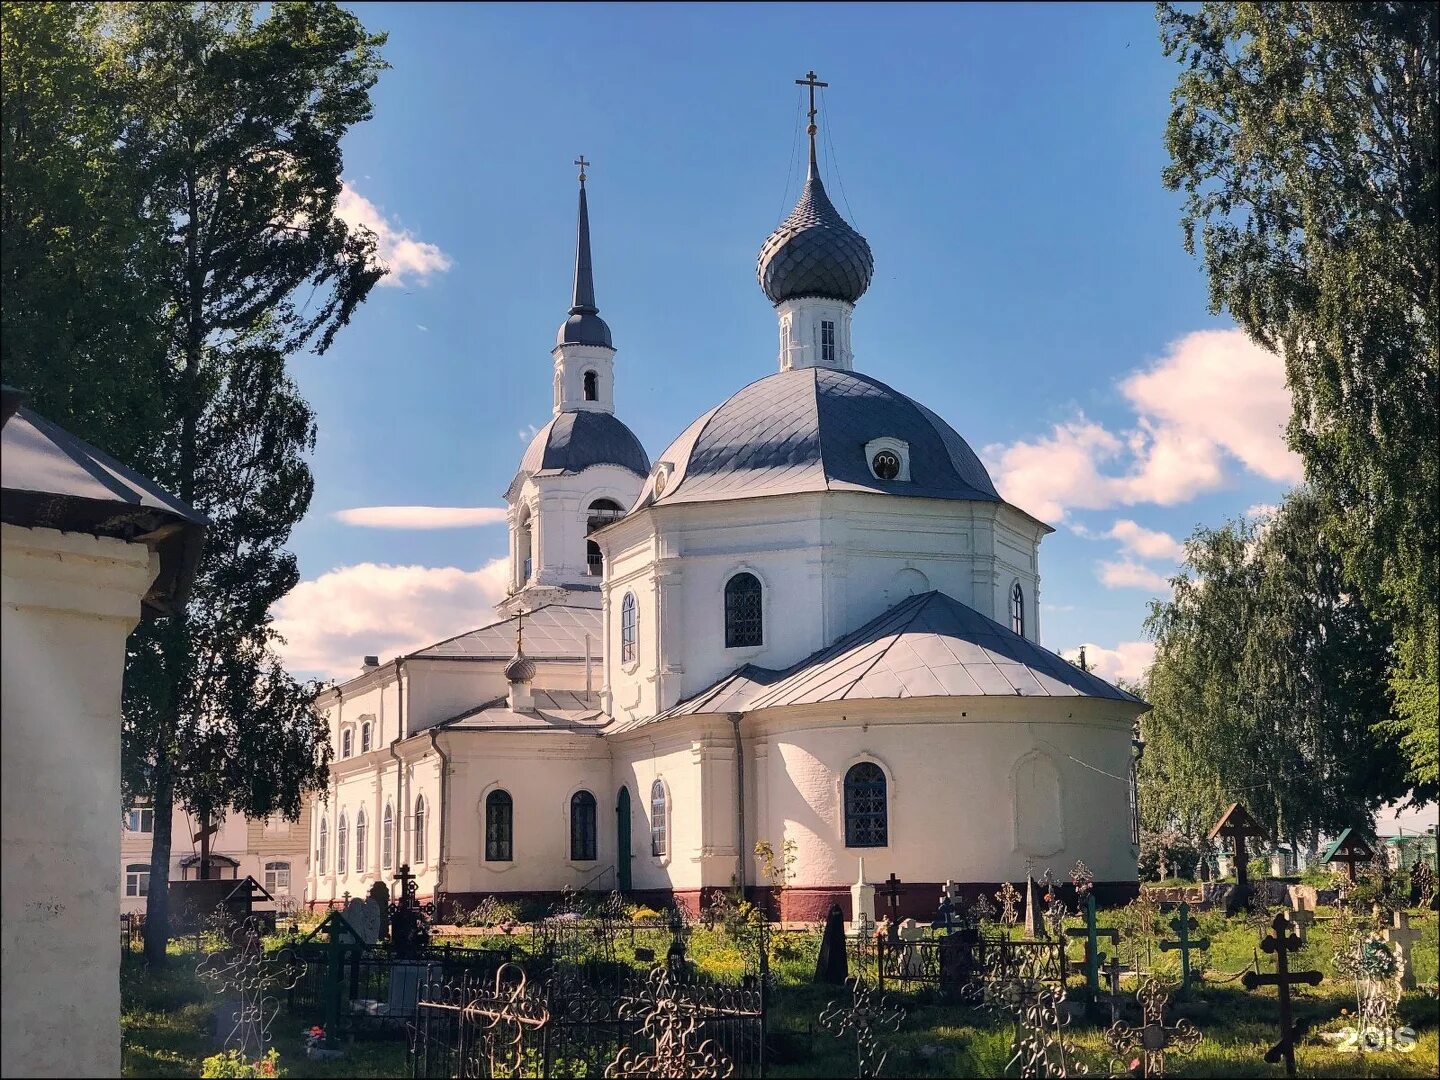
[272,2,1299,682]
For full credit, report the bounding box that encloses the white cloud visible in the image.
[985,329,1302,521]
[1061,641,1156,684]
[1107,519,1184,561]
[417,324,430,332]
[1245,503,1278,521]
[332,506,508,529]
[336,182,452,288]
[518,423,540,444]
[1097,559,1173,594]
[272,559,510,681]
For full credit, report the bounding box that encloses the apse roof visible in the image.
[438,688,605,732]
[0,394,208,618]
[509,411,650,498]
[410,604,602,661]
[633,367,1009,512]
[607,590,1145,733]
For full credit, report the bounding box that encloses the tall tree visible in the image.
[1138,493,1419,848]
[4,2,389,963]
[1158,2,1439,787]
[0,2,171,469]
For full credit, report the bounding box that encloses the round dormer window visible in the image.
[653,469,668,497]
[871,449,901,480]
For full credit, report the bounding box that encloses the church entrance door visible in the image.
[616,786,632,892]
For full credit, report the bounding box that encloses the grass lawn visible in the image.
[122,905,1440,1078]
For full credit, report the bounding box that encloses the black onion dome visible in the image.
[504,650,536,683]
[757,173,874,305]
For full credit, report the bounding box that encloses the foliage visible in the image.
[1138,827,1203,881]
[0,2,171,472]
[13,0,389,962]
[200,1049,282,1078]
[1138,492,1413,847]
[1159,1,1440,789]
[451,896,524,930]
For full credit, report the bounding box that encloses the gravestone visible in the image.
[342,896,383,946]
[366,882,392,940]
[850,858,876,935]
[1024,875,1044,938]
[1382,911,1421,992]
[1286,884,1318,913]
[1208,804,1270,913]
[897,918,924,942]
[386,961,430,1018]
[815,902,849,984]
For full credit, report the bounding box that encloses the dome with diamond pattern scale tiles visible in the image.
[756,168,874,305]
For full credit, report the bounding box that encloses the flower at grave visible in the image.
[1357,936,1398,981]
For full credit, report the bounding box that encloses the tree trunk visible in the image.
[143,745,174,965]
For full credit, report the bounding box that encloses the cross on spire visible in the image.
[796,69,828,174]
[574,155,590,184]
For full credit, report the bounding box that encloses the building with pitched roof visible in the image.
[305,82,1146,920]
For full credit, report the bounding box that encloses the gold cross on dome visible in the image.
[795,69,828,130]
[574,155,590,183]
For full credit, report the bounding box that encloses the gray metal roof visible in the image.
[757,171,873,305]
[635,367,1000,509]
[509,411,650,498]
[439,688,605,733]
[609,591,1145,732]
[0,398,208,618]
[410,604,602,661]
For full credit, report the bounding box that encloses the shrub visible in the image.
[200,1049,283,1078]
[1138,829,1202,881]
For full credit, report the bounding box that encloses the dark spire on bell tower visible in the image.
[556,155,612,348]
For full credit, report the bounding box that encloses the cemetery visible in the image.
[115,836,1439,1078]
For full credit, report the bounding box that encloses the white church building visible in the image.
[305,91,1146,921]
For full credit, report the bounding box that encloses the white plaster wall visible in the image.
[747,696,1140,889]
[552,342,615,414]
[600,492,1047,718]
[2,525,159,1078]
[507,464,644,600]
[443,733,613,894]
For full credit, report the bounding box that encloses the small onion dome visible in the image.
[503,650,536,684]
[757,173,873,305]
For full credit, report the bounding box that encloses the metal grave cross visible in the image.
[1065,893,1119,997]
[1105,978,1202,1079]
[995,881,1021,927]
[1382,911,1421,992]
[879,874,903,941]
[1158,901,1210,997]
[1242,911,1323,1077]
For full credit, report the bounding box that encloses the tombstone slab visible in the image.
[850,858,876,935]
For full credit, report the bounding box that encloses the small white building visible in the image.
[2,389,206,1078]
[307,105,1146,922]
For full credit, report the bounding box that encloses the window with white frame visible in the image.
[820,319,836,364]
[125,863,150,897]
[413,796,427,865]
[337,812,348,875]
[843,762,888,848]
[341,729,353,759]
[486,790,513,862]
[570,791,597,862]
[355,808,367,874]
[724,572,763,648]
[361,721,372,754]
[125,807,155,834]
[620,592,638,663]
[1010,582,1025,637]
[382,803,394,870]
[318,818,328,874]
[264,860,291,895]
[650,779,668,858]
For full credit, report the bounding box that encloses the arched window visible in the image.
[413,796,427,865]
[125,863,150,898]
[485,790,513,862]
[318,818,328,874]
[337,812,349,875]
[724,572,763,648]
[517,508,533,585]
[583,369,598,401]
[264,860,291,895]
[382,804,394,869]
[361,721,372,754]
[355,809,367,874]
[620,592,638,663]
[650,779,668,858]
[1010,582,1025,637]
[570,791,597,861]
[341,729,353,758]
[586,499,623,577]
[844,763,888,848]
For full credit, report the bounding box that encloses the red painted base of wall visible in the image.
[309,881,1139,922]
